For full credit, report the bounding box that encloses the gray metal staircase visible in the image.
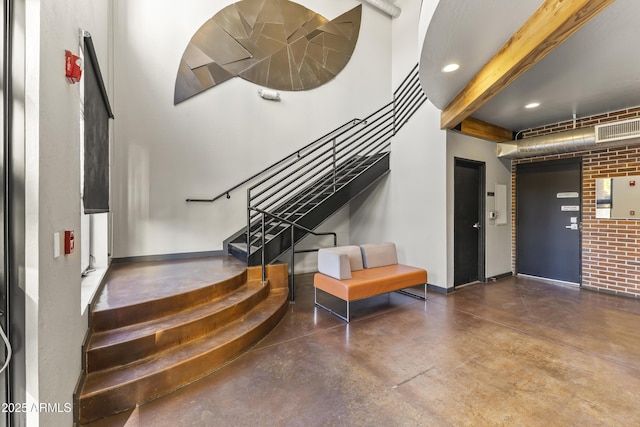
[187,64,427,298]
[227,151,390,266]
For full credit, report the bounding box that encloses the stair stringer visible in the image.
[228,152,390,265]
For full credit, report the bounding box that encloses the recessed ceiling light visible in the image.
[441,63,459,73]
[525,102,540,109]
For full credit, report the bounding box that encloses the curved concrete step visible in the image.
[78,288,288,425]
[86,280,269,373]
[91,268,248,332]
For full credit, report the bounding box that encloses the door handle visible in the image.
[472,222,481,229]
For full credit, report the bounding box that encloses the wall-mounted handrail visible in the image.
[186,118,365,203]
[249,207,337,301]
[187,65,424,203]
[187,65,427,302]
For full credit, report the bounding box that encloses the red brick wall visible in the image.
[512,107,640,298]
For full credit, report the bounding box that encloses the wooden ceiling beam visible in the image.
[440,0,615,130]
[458,117,513,143]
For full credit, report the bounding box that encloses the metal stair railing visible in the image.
[186,65,425,207]
[245,101,395,252]
[250,207,337,301]
[394,64,428,134]
[186,65,427,296]
[185,119,365,203]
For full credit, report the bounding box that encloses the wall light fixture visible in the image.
[258,88,281,101]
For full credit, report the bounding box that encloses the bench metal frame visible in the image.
[314,284,427,323]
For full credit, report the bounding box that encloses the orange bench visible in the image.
[314,243,427,322]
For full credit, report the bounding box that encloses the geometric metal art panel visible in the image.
[174,0,362,104]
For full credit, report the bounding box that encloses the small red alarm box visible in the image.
[65,50,83,84]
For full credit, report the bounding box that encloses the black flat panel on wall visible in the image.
[83,35,113,214]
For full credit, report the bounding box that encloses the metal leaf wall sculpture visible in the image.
[174,0,362,104]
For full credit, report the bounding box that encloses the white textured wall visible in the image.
[349,0,448,289]
[24,0,111,425]
[111,0,392,258]
[446,131,513,286]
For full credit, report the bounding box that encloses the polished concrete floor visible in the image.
[89,273,640,426]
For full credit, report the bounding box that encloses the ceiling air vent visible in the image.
[595,118,640,143]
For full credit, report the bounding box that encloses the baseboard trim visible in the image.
[427,284,454,294]
[111,250,227,264]
[581,284,640,300]
[485,271,513,282]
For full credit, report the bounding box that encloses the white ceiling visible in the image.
[419,0,640,132]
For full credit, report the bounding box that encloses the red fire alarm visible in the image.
[64,230,75,254]
[630,180,636,187]
[65,50,83,84]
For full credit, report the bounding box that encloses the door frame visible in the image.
[4,1,28,425]
[454,157,486,286]
[515,157,583,284]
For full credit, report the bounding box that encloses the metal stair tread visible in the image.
[80,288,288,398]
[87,280,267,351]
[229,242,259,252]
[253,232,275,240]
[229,151,391,265]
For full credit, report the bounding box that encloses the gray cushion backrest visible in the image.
[360,242,398,268]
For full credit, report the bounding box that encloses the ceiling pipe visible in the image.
[363,0,401,18]
[497,126,640,159]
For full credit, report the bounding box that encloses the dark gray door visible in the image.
[516,159,581,283]
[454,159,485,286]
